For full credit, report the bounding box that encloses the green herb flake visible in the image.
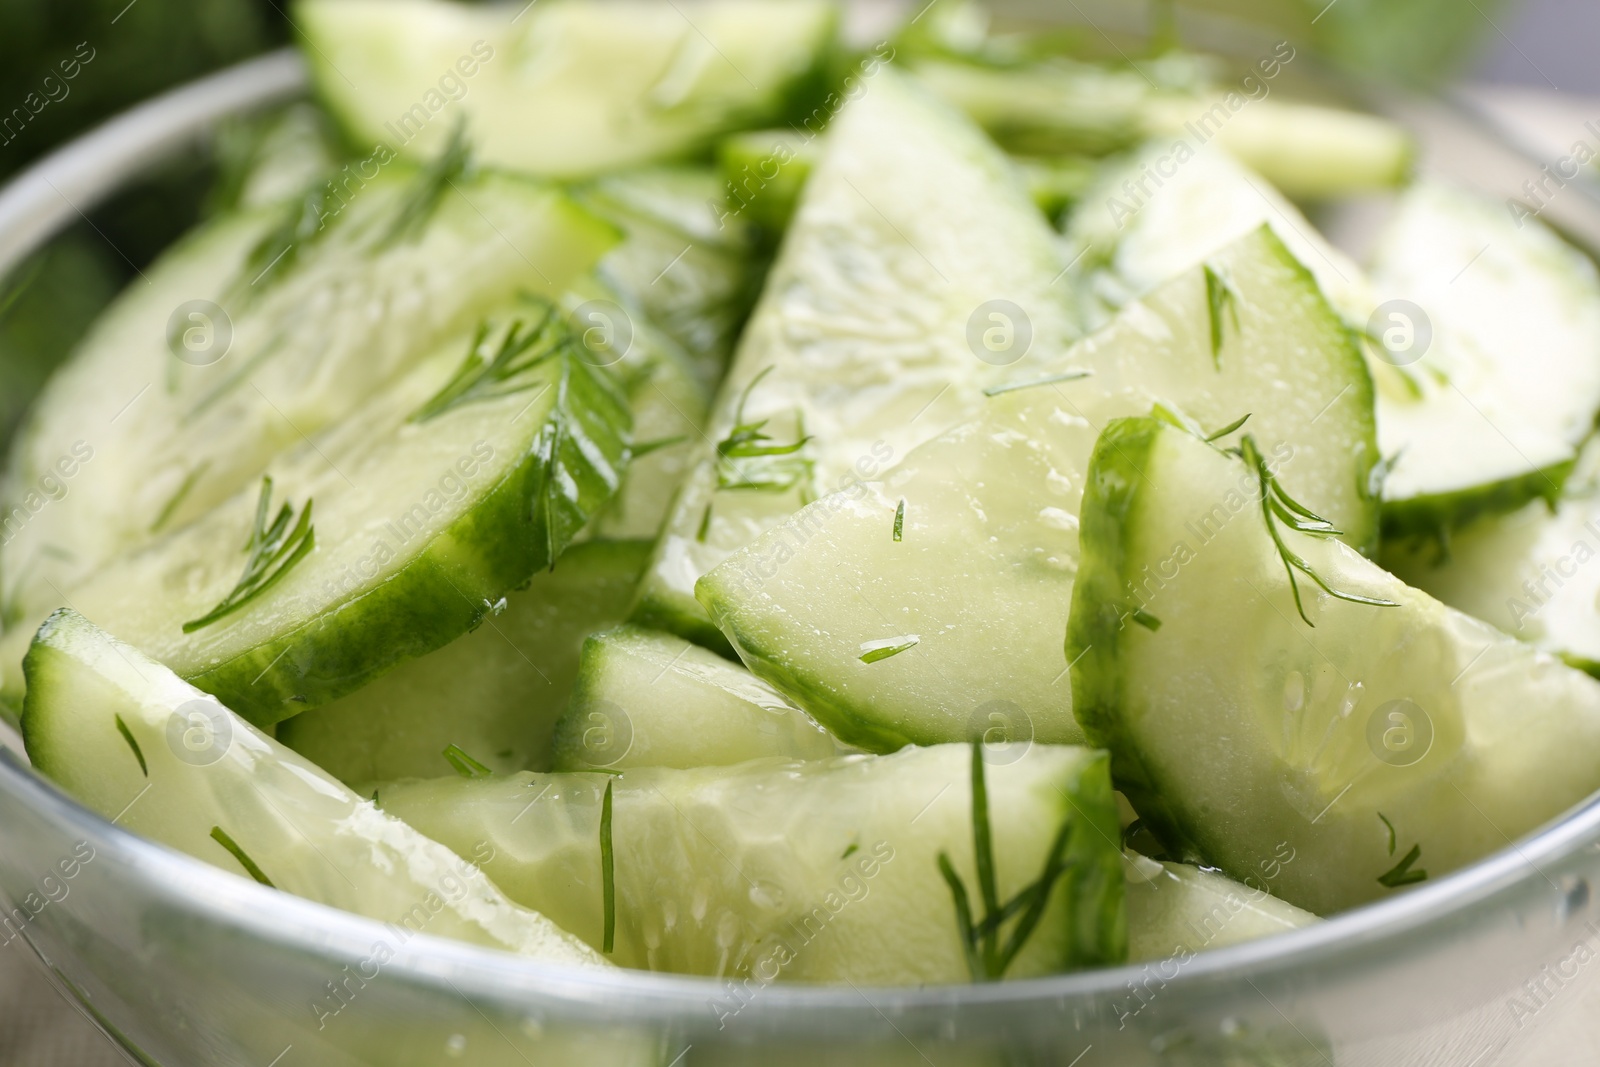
[1378,812,1397,855]
[1204,263,1240,369]
[1377,843,1428,888]
[982,368,1093,398]
[149,461,211,535]
[376,118,472,250]
[714,366,814,493]
[411,309,564,424]
[231,183,331,303]
[1235,434,1398,627]
[1131,608,1162,632]
[859,636,919,664]
[1204,413,1251,443]
[893,499,906,542]
[600,778,616,954]
[210,826,276,888]
[114,714,147,778]
[842,842,859,860]
[631,435,688,459]
[443,744,494,779]
[182,477,315,634]
[696,502,714,543]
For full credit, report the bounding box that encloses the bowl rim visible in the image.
[4,40,1600,1027]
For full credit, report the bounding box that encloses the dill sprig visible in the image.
[377,118,472,250]
[232,183,330,304]
[600,779,616,954]
[938,742,1078,981]
[982,368,1092,398]
[114,714,147,777]
[1203,262,1239,368]
[893,499,906,542]
[210,826,276,888]
[411,307,568,424]
[1377,843,1427,888]
[859,637,918,664]
[714,366,813,493]
[443,743,494,779]
[1232,434,1398,627]
[182,477,314,633]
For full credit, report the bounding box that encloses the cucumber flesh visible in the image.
[1,306,633,728]
[373,744,1124,983]
[0,168,615,626]
[280,540,651,783]
[699,225,1377,751]
[1383,442,1600,673]
[298,0,840,180]
[21,609,604,965]
[1124,851,1317,962]
[551,624,839,772]
[209,103,341,214]
[1371,182,1600,543]
[1067,417,1600,914]
[634,66,1081,646]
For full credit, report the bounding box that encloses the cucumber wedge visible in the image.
[373,744,1124,983]
[298,0,840,179]
[1383,443,1600,674]
[634,66,1081,646]
[1,305,632,728]
[1123,852,1317,962]
[1067,417,1600,914]
[280,540,651,783]
[551,625,839,771]
[1,166,615,626]
[1371,182,1600,543]
[22,610,604,965]
[699,225,1376,751]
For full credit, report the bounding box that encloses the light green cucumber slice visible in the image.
[1067,416,1600,915]
[633,65,1081,646]
[208,102,341,215]
[1370,182,1600,543]
[280,540,650,783]
[297,0,840,179]
[1,306,632,728]
[0,167,615,627]
[21,609,604,965]
[717,129,819,233]
[913,58,1412,199]
[373,743,1124,983]
[551,625,838,771]
[578,167,762,390]
[1123,851,1317,962]
[699,225,1376,751]
[1383,442,1600,674]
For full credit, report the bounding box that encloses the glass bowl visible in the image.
[6,24,1600,1067]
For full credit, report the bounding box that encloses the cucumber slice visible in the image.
[700,225,1377,750]
[1382,443,1600,674]
[298,0,840,179]
[372,744,1124,983]
[578,167,763,391]
[208,103,340,214]
[1,306,633,728]
[280,540,651,783]
[0,167,615,626]
[551,625,838,771]
[633,66,1081,646]
[717,129,818,233]
[1371,182,1600,543]
[21,609,604,965]
[1067,416,1600,914]
[1123,852,1317,962]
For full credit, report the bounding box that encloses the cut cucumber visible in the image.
[1383,443,1600,674]
[1067,417,1600,914]
[373,743,1124,983]
[280,540,651,783]
[633,66,1081,646]
[914,58,1412,199]
[21,609,604,965]
[699,225,1377,751]
[0,167,616,627]
[208,102,340,215]
[1123,851,1317,962]
[551,625,838,771]
[298,0,840,179]
[1,305,632,728]
[578,167,763,391]
[717,129,819,233]
[1371,182,1600,543]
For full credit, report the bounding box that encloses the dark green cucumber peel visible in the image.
[1380,458,1575,555]
[1065,416,1205,865]
[188,349,632,728]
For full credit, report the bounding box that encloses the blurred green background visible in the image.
[0,0,1576,447]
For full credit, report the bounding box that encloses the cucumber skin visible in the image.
[188,354,631,729]
[1066,417,1205,864]
[1380,458,1574,550]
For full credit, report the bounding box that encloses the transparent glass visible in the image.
[6,24,1600,1067]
